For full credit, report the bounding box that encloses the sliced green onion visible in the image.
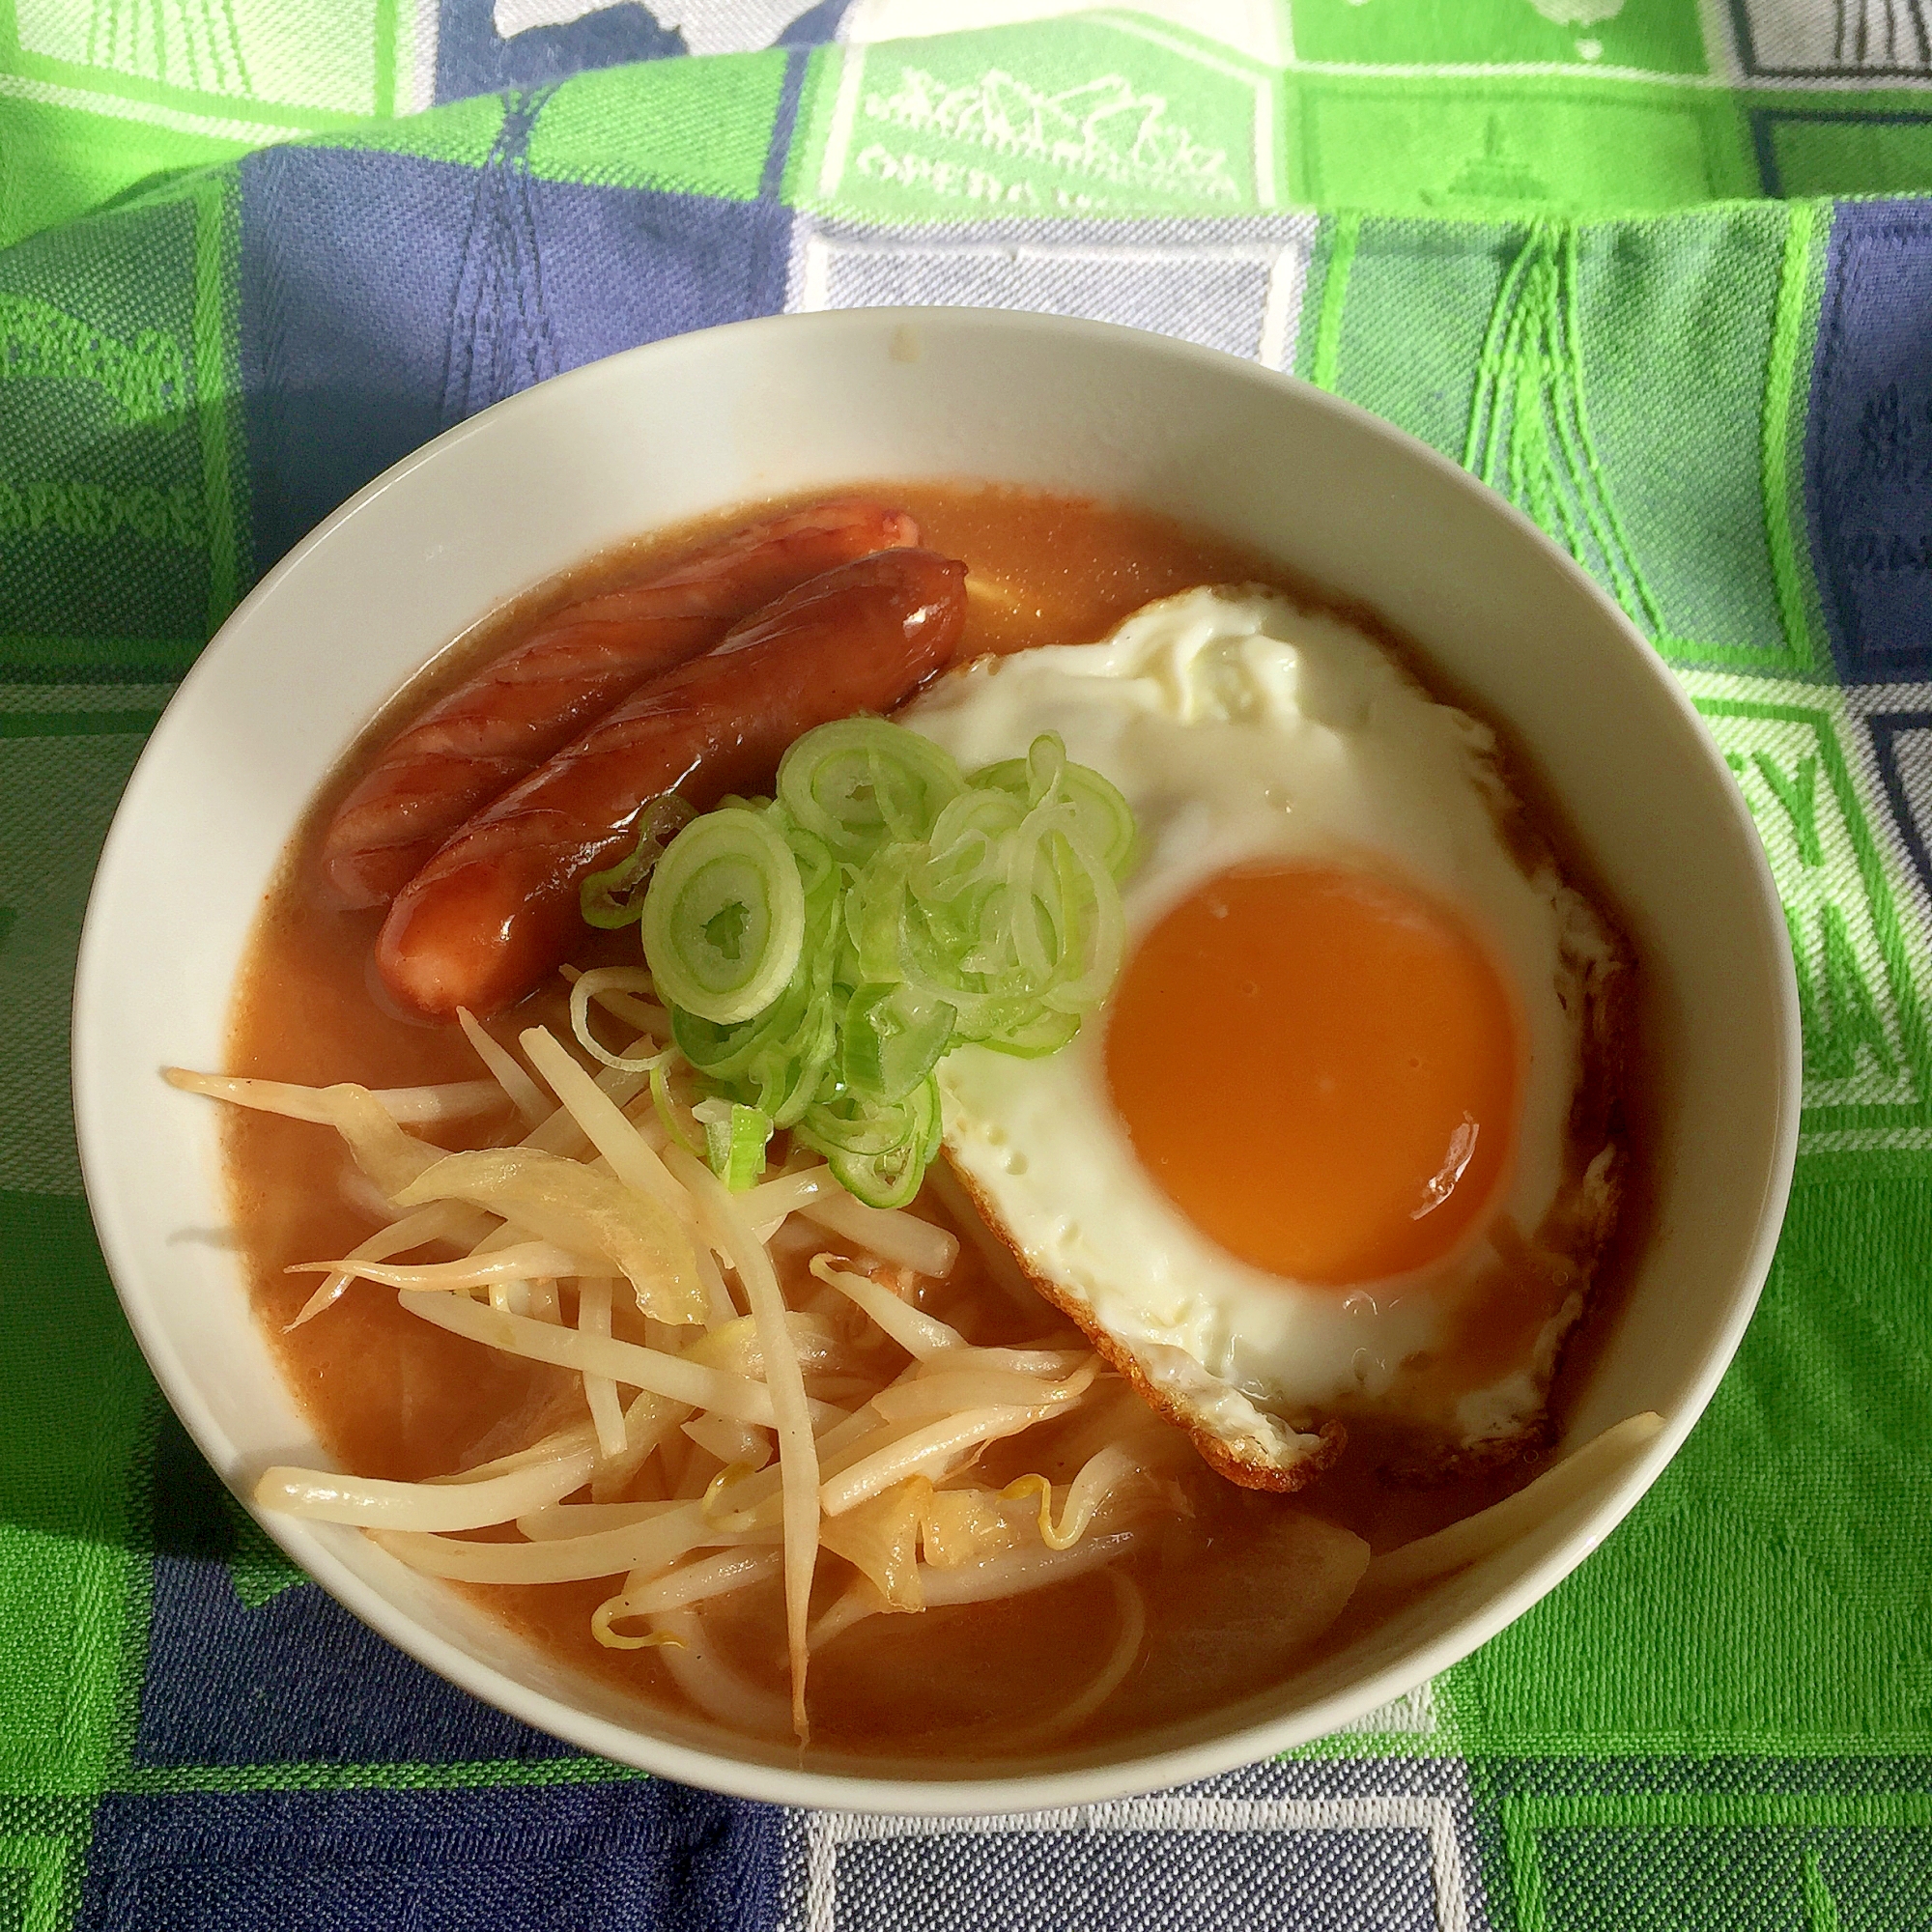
[674,981,810,1083]
[797,1089,920,1158]
[778,717,964,864]
[593,720,1137,1211]
[781,816,839,903]
[642,810,806,1025]
[918,788,1025,907]
[580,795,696,928]
[812,1079,942,1209]
[980,1006,1081,1058]
[841,983,956,1103]
[694,1097,774,1191]
[1039,821,1125,1014]
[971,739,1137,881]
[757,1000,841,1129]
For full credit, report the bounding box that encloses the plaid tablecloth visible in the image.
[4,3,1932,1926]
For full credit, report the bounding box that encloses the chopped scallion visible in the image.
[579,795,696,928]
[592,719,1134,1205]
[641,809,807,1025]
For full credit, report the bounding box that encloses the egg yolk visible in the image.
[1103,863,1522,1286]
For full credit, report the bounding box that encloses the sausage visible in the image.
[376,548,971,1019]
[320,498,921,907]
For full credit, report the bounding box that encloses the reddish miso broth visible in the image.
[221,484,1632,1759]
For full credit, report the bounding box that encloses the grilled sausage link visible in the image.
[321,499,920,907]
[376,548,971,1019]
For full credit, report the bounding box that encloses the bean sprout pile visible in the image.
[169,977,1205,1744]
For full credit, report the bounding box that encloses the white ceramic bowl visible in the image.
[72,309,1800,1813]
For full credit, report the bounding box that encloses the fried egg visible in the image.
[903,586,1625,1489]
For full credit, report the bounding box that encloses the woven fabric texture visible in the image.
[3,4,1930,1927]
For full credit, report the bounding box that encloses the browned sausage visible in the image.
[320,499,921,907]
[376,549,970,1019]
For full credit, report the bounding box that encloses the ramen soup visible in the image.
[187,485,1650,1760]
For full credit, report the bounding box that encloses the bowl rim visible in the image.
[72,304,1803,1816]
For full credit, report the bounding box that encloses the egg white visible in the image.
[904,586,1613,1463]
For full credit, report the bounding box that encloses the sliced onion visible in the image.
[394,1145,705,1323]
